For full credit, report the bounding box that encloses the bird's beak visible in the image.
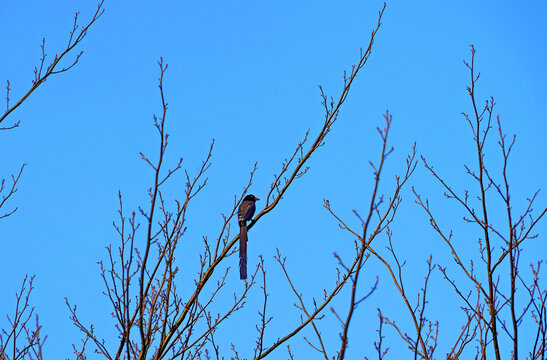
[255,197,260,201]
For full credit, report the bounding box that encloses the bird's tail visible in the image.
[239,225,247,280]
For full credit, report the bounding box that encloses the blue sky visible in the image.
[1,1,546,358]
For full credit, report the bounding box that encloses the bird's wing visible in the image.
[243,202,256,222]
[239,201,256,222]
[238,201,248,222]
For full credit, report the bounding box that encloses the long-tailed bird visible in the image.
[238,194,259,280]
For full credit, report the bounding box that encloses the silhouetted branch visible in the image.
[413,46,545,360]
[1,1,105,129]
[0,164,25,221]
[0,276,46,360]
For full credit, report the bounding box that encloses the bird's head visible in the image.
[243,194,259,202]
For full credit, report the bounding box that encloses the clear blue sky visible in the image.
[1,1,546,358]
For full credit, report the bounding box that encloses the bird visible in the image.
[238,194,259,280]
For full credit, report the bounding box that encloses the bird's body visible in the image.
[238,194,259,280]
